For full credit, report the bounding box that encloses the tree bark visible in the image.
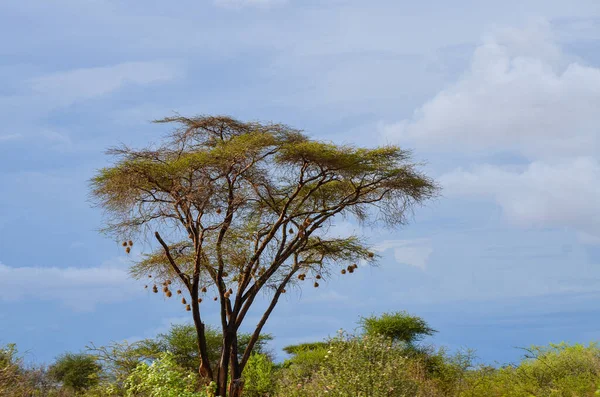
[216,328,234,396]
[191,288,213,380]
[228,333,244,397]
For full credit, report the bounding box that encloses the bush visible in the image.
[242,353,277,397]
[124,352,210,397]
[460,342,600,397]
[277,331,419,397]
[48,352,102,393]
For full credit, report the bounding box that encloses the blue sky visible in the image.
[1,0,600,366]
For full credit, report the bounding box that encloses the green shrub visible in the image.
[277,332,418,397]
[124,352,209,397]
[460,342,600,397]
[243,353,277,397]
[48,352,102,393]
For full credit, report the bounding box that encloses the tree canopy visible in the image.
[48,353,102,392]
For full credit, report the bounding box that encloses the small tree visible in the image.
[48,352,102,393]
[91,115,437,396]
[360,311,437,345]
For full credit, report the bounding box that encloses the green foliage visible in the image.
[242,353,277,397]
[136,323,273,374]
[282,342,329,355]
[0,343,29,396]
[88,323,273,386]
[280,342,329,383]
[360,311,436,345]
[124,352,208,397]
[48,352,102,392]
[277,332,419,397]
[460,342,600,397]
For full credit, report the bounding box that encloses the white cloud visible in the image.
[374,239,433,270]
[27,60,184,108]
[381,20,600,160]
[381,21,600,241]
[0,259,142,311]
[440,158,600,237]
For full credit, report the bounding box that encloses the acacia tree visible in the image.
[91,115,437,396]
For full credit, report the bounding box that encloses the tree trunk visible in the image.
[228,334,244,397]
[216,329,234,396]
[191,289,213,380]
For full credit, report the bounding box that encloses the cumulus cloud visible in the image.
[381,21,600,160]
[27,60,184,108]
[440,158,600,235]
[381,20,600,241]
[0,259,142,311]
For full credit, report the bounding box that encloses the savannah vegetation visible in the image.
[3,116,598,396]
[4,312,600,396]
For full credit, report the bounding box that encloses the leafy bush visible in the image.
[277,331,419,397]
[124,352,210,397]
[242,353,277,397]
[460,342,600,397]
[48,352,102,393]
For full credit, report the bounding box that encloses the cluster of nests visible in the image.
[341,263,359,275]
[295,263,360,288]
[144,278,231,311]
[121,240,133,254]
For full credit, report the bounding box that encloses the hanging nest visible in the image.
[128,240,133,246]
[289,228,294,234]
[216,208,222,214]
[177,290,182,295]
[122,241,128,247]
[166,280,172,285]
[162,286,169,293]
[198,298,202,303]
[314,282,319,288]
[341,269,347,275]
[186,305,191,311]
[201,287,207,293]
[368,252,374,258]
[152,285,158,293]
[281,288,286,293]
[213,297,218,301]
[297,274,306,281]
[125,247,131,254]
[181,297,187,305]
[166,291,172,298]
[144,285,148,289]
[148,274,152,278]
[316,274,322,279]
